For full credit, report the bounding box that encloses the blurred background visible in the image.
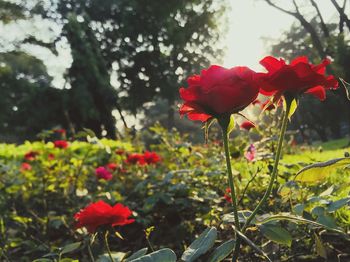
[0,0,350,143]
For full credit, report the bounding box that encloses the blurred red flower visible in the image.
[143,151,161,164]
[74,200,134,233]
[24,151,39,161]
[115,149,125,155]
[258,56,338,101]
[54,140,69,149]
[106,163,118,171]
[179,65,260,122]
[48,153,55,160]
[240,121,256,131]
[20,162,32,172]
[95,166,113,180]
[125,153,146,165]
[224,188,232,203]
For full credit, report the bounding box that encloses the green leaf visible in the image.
[33,259,52,262]
[97,252,126,262]
[288,99,298,119]
[125,248,148,262]
[59,259,79,262]
[327,197,350,212]
[227,115,235,135]
[181,227,217,262]
[208,239,235,262]
[293,204,304,216]
[60,242,81,256]
[314,233,327,259]
[260,224,292,247]
[129,248,176,262]
[316,215,339,229]
[295,157,350,183]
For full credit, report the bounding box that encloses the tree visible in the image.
[0,51,66,141]
[262,0,350,141]
[63,14,118,138]
[53,0,227,128]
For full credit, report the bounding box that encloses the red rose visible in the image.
[106,163,118,171]
[125,153,146,165]
[95,166,113,180]
[54,140,69,149]
[24,151,39,161]
[179,65,260,122]
[240,121,256,131]
[74,200,135,233]
[143,151,161,164]
[258,56,338,101]
[20,162,32,172]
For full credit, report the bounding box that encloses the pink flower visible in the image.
[244,144,256,162]
[95,166,113,180]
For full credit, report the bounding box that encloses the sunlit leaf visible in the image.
[295,157,350,183]
[60,242,81,256]
[314,233,327,259]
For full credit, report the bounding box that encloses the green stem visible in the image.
[87,238,95,262]
[242,100,291,232]
[222,127,241,261]
[104,231,114,262]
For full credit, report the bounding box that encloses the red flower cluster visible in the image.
[125,151,161,165]
[74,200,135,233]
[54,140,69,149]
[179,56,338,123]
[95,166,113,180]
[24,151,39,161]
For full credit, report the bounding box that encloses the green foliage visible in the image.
[181,227,217,262]
[0,125,349,261]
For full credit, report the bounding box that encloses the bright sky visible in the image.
[222,0,338,70]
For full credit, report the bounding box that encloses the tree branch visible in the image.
[331,0,350,32]
[310,0,330,37]
[263,0,327,58]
